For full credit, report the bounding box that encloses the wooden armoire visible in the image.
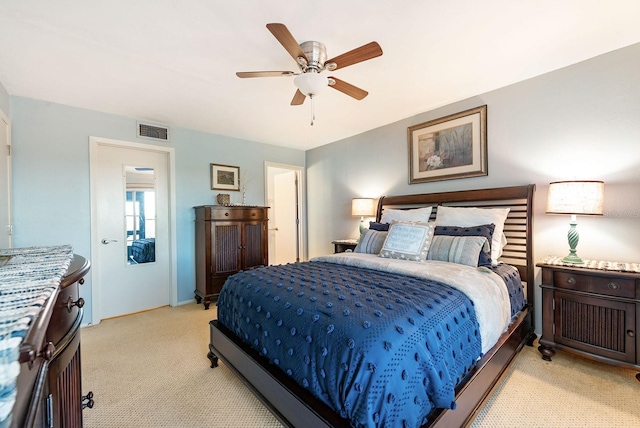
[194,205,269,309]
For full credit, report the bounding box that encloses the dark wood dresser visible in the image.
[537,261,640,381]
[194,206,269,309]
[14,254,91,428]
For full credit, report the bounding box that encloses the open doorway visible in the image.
[265,163,305,264]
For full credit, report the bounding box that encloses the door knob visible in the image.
[101,238,118,245]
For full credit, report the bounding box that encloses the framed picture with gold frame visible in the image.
[211,163,240,191]
[408,105,487,184]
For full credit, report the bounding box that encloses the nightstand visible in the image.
[537,257,640,381]
[331,239,358,253]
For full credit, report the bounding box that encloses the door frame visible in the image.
[264,162,307,262]
[89,136,177,324]
[0,109,12,248]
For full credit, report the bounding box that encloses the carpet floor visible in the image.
[81,303,640,427]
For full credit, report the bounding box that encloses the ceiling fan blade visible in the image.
[326,41,383,71]
[266,23,307,63]
[236,71,295,78]
[328,77,368,100]
[291,89,306,106]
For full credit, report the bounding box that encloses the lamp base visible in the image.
[561,252,584,264]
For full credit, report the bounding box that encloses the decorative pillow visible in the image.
[354,229,388,254]
[379,221,435,262]
[427,235,490,267]
[435,206,510,265]
[369,221,390,231]
[434,224,495,266]
[380,207,433,224]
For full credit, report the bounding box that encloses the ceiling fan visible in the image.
[236,23,383,107]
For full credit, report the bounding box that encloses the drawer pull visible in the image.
[566,276,576,285]
[67,296,85,312]
[40,342,56,361]
[251,212,256,216]
[224,212,229,216]
[82,391,95,409]
[628,330,635,337]
[607,282,619,290]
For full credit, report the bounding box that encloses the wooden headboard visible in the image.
[376,184,535,304]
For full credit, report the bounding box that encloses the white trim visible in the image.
[0,109,11,248]
[264,162,307,262]
[89,136,177,324]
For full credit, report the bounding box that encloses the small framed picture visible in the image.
[211,163,240,191]
[408,105,487,184]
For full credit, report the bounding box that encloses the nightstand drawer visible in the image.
[554,271,589,291]
[554,271,635,298]
[591,276,635,298]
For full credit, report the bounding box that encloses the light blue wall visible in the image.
[306,43,640,333]
[10,97,305,322]
[0,80,9,117]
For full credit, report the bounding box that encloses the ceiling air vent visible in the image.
[137,121,170,142]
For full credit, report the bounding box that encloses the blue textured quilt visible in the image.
[218,261,491,428]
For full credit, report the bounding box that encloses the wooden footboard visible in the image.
[208,306,534,428]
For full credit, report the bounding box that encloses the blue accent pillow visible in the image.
[369,221,390,231]
[433,223,495,266]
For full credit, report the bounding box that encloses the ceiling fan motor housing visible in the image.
[299,41,328,72]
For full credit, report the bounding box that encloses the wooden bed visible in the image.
[208,184,536,428]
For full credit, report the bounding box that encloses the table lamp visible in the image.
[546,180,604,264]
[352,198,375,234]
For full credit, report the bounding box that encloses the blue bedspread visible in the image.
[217,261,485,428]
[488,264,526,318]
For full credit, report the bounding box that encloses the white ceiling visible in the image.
[1,1,639,150]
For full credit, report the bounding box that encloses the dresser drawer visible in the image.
[196,206,268,221]
[554,271,635,298]
[47,280,82,345]
[209,208,267,221]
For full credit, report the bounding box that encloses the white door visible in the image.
[273,171,298,264]
[94,142,170,319]
[0,111,11,248]
[266,164,304,264]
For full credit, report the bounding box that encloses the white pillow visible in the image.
[435,206,510,265]
[379,221,435,262]
[380,207,433,223]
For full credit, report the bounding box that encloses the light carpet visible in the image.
[81,303,640,428]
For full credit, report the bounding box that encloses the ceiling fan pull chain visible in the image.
[310,94,315,126]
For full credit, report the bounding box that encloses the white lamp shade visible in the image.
[546,181,604,215]
[294,72,328,96]
[352,198,375,216]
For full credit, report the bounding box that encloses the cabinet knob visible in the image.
[607,282,619,290]
[40,342,56,361]
[566,276,576,285]
[224,212,229,216]
[82,391,95,409]
[67,296,85,312]
[628,330,635,337]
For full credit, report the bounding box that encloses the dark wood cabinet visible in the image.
[14,254,91,428]
[331,239,358,253]
[537,262,640,379]
[194,206,269,309]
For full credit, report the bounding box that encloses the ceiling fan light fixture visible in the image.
[294,72,328,96]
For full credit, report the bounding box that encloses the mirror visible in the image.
[125,166,156,265]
